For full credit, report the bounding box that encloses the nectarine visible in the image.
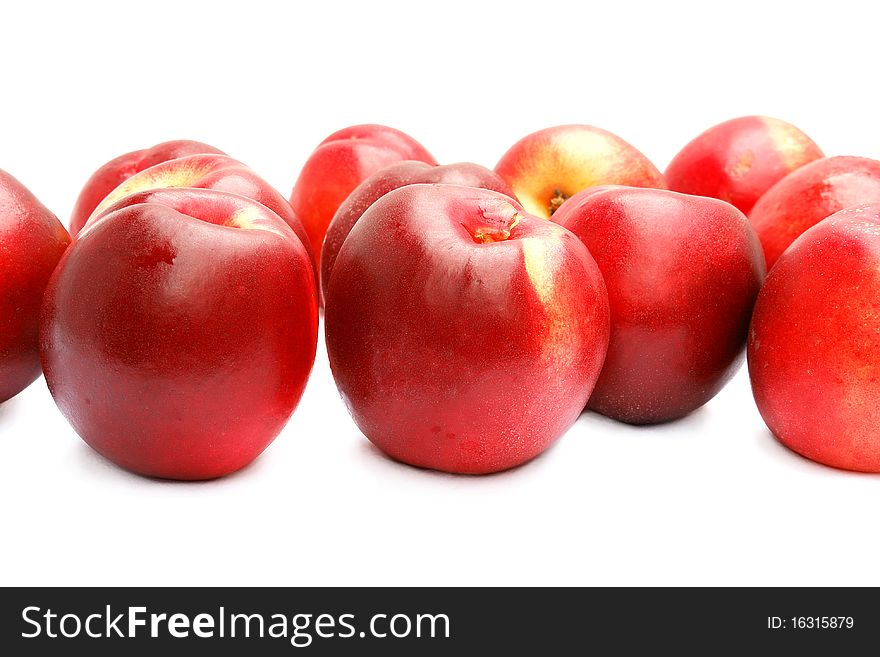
[749,204,880,472]
[41,189,317,480]
[749,156,880,269]
[290,124,435,267]
[552,187,765,424]
[494,125,664,219]
[0,170,70,402]
[325,184,609,474]
[666,116,823,215]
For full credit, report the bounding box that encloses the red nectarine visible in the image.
[290,124,435,268]
[0,170,70,402]
[41,189,317,480]
[749,204,880,472]
[749,156,880,269]
[552,186,765,424]
[666,116,823,215]
[325,184,609,474]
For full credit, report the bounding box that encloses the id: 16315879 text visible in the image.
[768,616,854,630]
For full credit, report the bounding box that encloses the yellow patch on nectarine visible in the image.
[92,159,218,221]
[522,236,572,365]
[763,117,817,172]
[731,149,754,178]
[227,206,288,237]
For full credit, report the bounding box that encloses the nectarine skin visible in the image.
[665,116,823,215]
[749,205,880,472]
[320,160,514,296]
[41,189,318,480]
[290,124,436,268]
[494,125,665,219]
[325,184,610,474]
[749,156,880,269]
[0,170,70,402]
[69,139,223,235]
[86,153,316,275]
[552,187,765,424]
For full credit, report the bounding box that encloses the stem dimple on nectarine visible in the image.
[459,200,521,244]
[549,189,570,216]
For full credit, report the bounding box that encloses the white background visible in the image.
[2,0,878,587]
